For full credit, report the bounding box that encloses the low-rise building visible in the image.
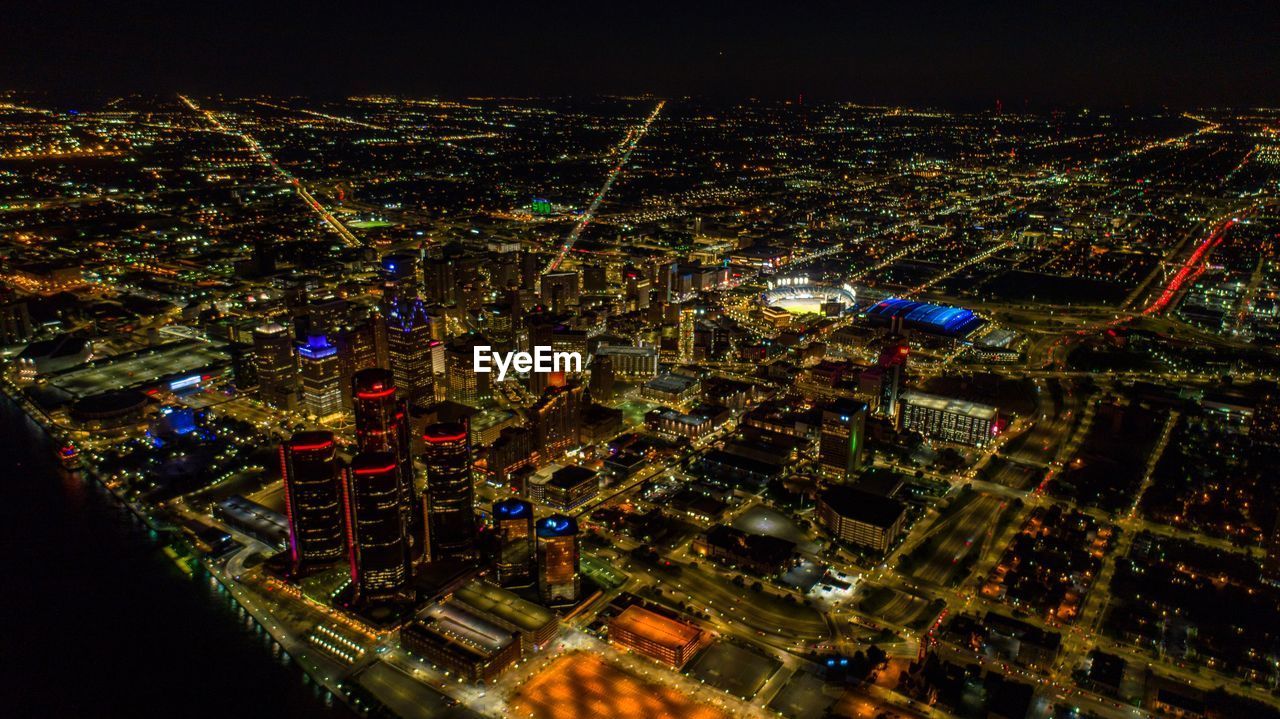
[543,465,599,511]
[816,486,907,553]
[607,605,708,668]
[692,525,798,575]
[899,391,998,447]
[400,603,522,683]
[644,403,730,441]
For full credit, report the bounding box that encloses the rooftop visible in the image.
[865,298,983,336]
[644,373,699,394]
[454,580,555,633]
[417,601,516,656]
[901,390,998,420]
[820,486,907,528]
[611,605,703,650]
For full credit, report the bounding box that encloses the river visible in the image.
[0,395,351,717]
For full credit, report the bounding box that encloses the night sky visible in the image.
[6,0,1278,107]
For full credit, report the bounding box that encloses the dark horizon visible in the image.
[5,1,1280,109]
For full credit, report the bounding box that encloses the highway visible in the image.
[544,100,665,273]
[179,95,361,247]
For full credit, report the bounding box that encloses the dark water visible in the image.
[0,396,352,718]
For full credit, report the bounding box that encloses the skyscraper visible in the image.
[422,255,456,305]
[477,304,515,351]
[487,426,537,490]
[385,298,434,406]
[878,337,909,420]
[536,515,580,605]
[352,368,421,559]
[334,318,379,411]
[422,422,477,562]
[253,322,296,411]
[342,451,411,602]
[677,305,696,364]
[380,251,419,308]
[819,399,868,482]
[297,335,342,419]
[280,431,345,573]
[530,382,583,461]
[540,270,579,312]
[445,335,492,406]
[588,353,615,403]
[493,498,534,587]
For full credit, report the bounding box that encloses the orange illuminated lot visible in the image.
[510,652,731,719]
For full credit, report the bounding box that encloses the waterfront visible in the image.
[0,396,351,718]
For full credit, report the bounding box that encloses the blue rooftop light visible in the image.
[536,515,576,537]
[495,499,530,518]
[867,297,981,336]
[297,334,337,360]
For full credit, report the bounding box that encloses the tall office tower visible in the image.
[624,271,651,311]
[422,256,456,305]
[304,295,348,338]
[253,322,297,411]
[519,251,541,291]
[490,251,521,291]
[427,338,445,379]
[335,319,379,410]
[342,451,411,602]
[380,251,419,308]
[587,354,615,403]
[531,383,583,461]
[540,271,580,313]
[492,498,534,587]
[877,336,909,420]
[657,261,678,303]
[421,422,477,562]
[351,369,421,558]
[677,306,696,364]
[279,432,345,573]
[455,256,487,311]
[297,335,342,419]
[536,515,580,605]
[228,342,258,392]
[819,399,868,482]
[445,335,492,406]
[385,298,434,406]
[488,426,537,490]
[478,304,515,351]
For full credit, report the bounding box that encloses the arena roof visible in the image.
[864,298,983,336]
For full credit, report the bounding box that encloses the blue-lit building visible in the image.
[535,515,580,605]
[297,334,342,418]
[493,498,534,587]
[864,298,984,337]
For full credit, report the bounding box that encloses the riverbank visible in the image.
[0,386,353,718]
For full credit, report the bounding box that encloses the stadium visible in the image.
[863,297,985,337]
[760,275,858,314]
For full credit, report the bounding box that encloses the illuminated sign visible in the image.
[473,345,583,382]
